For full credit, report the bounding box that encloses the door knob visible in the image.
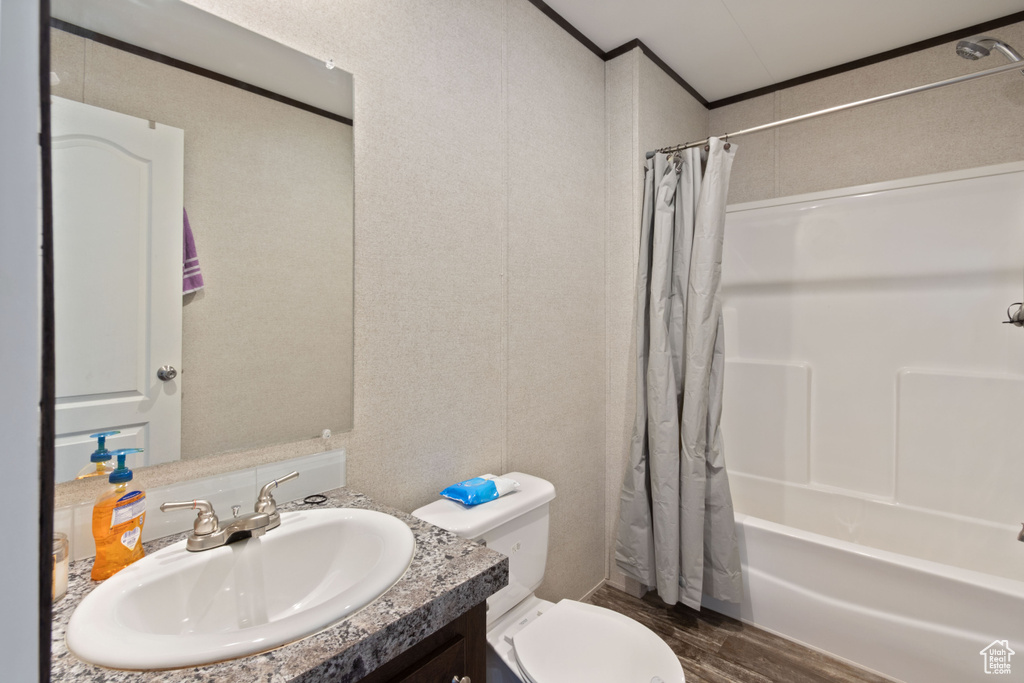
[157,365,177,381]
[452,678,470,683]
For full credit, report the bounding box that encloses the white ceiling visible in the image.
[544,0,1024,102]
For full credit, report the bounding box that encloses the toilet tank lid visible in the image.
[411,472,555,539]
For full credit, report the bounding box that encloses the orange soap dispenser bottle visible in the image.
[91,448,147,581]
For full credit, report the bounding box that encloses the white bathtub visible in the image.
[703,507,1024,683]
[710,164,1024,682]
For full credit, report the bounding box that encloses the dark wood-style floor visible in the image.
[585,585,898,683]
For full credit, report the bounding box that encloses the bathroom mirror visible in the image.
[49,0,354,484]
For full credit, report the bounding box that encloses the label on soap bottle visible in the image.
[111,491,146,528]
[120,527,140,550]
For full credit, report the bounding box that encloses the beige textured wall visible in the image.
[710,20,1024,204]
[506,1,608,601]
[604,48,709,590]
[179,0,609,602]
[604,53,636,591]
[49,28,355,461]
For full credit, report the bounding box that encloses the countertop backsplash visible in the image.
[53,448,347,562]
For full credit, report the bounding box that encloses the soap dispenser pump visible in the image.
[90,448,147,581]
[75,430,121,480]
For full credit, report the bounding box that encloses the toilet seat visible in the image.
[511,599,685,683]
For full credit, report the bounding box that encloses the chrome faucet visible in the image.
[255,471,300,531]
[160,471,300,552]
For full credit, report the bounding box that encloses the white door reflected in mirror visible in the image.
[52,97,184,481]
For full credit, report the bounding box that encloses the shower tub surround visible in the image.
[703,511,1024,683]
[716,162,1024,683]
[50,487,507,682]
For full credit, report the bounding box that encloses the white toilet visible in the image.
[413,472,685,683]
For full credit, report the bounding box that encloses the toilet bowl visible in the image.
[413,472,685,683]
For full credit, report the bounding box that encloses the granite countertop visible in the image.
[50,487,508,682]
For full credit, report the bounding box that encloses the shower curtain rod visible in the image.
[647,60,1024,159]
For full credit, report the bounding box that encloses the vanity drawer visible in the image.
[392,636,465,682]
[358,601,485,683]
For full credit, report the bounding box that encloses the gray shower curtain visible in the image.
[615,137,742,610]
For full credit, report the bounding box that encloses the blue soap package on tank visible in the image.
[440,474,521,506]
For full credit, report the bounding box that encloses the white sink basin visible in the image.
[67,508,415,670]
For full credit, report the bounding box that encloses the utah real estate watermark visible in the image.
[980,640,1015,675]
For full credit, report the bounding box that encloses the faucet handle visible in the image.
[255,471,299,516]
[160,499,219,536]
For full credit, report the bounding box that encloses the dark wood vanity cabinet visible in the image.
[358,602,486,683]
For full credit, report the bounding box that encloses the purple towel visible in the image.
[183,209,205,294]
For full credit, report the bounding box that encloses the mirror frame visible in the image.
[40,0,57,676]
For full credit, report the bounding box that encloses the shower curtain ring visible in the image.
[724,135,731,151]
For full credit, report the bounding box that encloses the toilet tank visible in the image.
[412,472,556,625]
